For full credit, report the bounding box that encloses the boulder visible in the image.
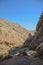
[26,50,38,57]
[36,42,43,59]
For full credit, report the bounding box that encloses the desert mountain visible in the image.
[0,18,34,54]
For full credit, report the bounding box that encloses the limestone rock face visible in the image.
[28,12,43,50]
[36,12,43,32]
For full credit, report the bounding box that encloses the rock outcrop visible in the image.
[23,35,34,47]
[28,12,43,50]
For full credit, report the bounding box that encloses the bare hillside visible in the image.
[0,18,33,54]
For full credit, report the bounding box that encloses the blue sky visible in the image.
[0,0,43,30]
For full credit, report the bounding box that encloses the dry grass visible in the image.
[0,18,34,55]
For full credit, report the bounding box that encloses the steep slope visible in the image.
[0,18,33,54]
